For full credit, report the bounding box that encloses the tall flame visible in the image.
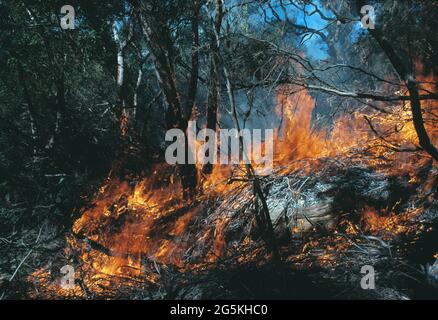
[31,63,438,297]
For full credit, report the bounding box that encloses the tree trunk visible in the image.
[17,63,39,161]
[46,74,67,152]
[136,1,199,198]
[133,67,143,123]
[203,0,223,175]
[356,0,438,161]
[211,1,279,261]
[113,17,133,135]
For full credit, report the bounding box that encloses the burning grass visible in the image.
[27,69,438,299]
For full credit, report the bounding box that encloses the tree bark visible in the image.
[203,0,223,174]
[185,0,200,120]
[136,5,182,130]
[133,67,143,123]
[136,1,199,198]
[113,16,133,135]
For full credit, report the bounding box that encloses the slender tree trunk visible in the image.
[179,0,201,198]
[133,67,143,122]
[113,17,133,135]
[17,63,39,162]
[356,0,438,161]
[185,0,200,119]
[211,1,279,261]
[137,12,182,129]
[406,79,438,161]
[46,74,66,151]
[203,0,223,174]
[136,1,199,198]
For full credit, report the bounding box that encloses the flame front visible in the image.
[30,64,438,298]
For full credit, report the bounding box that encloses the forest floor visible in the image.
[2,158,438,299]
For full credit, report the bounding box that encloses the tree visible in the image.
[355,0,438,161]
[133,0,201,197]
[203,0,223,174]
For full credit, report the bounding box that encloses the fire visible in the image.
[273,84,378,174]
[361,205,424,241]
[30,64,438,298]
[119,109,129,136]
[362,207,398,234]
[275,86,331,164]
[274,64,437,175]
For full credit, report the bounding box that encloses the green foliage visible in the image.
[0,0,120,232]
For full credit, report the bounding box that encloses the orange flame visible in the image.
[33,63,437,297]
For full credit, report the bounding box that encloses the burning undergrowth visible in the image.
[27,75,438,299]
